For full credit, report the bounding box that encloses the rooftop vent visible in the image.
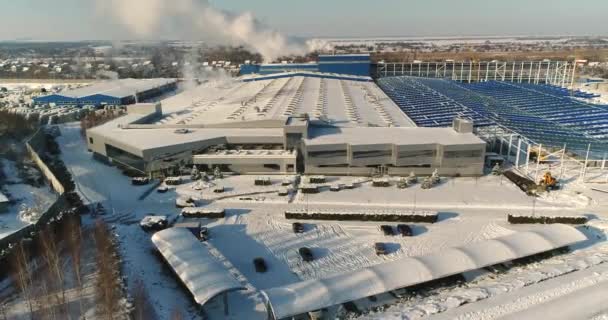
[453,117,473,133]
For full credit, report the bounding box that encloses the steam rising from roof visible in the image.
[99,0,328,61]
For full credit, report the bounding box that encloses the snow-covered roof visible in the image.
[262,224,586,319]
[239,71,373,82]
[157,75,415,127]
[305,126,485,146]
[57,78,175,99]
[151,228,246,306]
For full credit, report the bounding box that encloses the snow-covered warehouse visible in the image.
[151,228,246,306]
[86,73,487,176]
[33,78,177,107]
[262,224,587,319]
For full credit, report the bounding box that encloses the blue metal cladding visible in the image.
[77,94,123,106]
[377,76,608,155]
[259,64,319,75]
[318,63,370,77]
[241,72,372,82]
[318,54,371,62]
[239,64,261,75]
[240,54,372,77]
[318,54,371,77]
[33,94,78,105]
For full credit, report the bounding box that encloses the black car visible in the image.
[253,257,267,272]
[292,222,305,234]
[380,225,394,236]
[131,177,150,185]
[374,242,387,255]
[299,247,314,262]
[397,224,413,237]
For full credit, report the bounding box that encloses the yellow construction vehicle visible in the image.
[539,172,559,190]
[529,146,550,163]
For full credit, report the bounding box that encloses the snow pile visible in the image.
[139,215,168,228]
[17,204,43,224]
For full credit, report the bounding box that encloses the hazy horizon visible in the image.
[2,0,608,42]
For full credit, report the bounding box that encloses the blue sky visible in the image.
[1,0,607,40]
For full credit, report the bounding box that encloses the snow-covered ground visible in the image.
[55,121,608,319]
[0,159,57,239]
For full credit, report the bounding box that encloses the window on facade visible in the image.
[308,150,347,158]
[263,164,281,170]
[353,150,392,159]
[89,137,94,144]
[105,144,146,172]
[444,150,483,158]
[398,150,436,158]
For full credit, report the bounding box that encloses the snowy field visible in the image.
[55,121,608,319]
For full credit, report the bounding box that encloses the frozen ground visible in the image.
[55,121,608,319]
[0,159,57,239]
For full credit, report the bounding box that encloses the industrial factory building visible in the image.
[34,78,177,107]
[86,73,486,177]
[240,54,372,77]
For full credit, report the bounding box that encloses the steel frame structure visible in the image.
[376,60,574,86]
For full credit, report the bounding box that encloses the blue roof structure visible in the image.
[240,54,371,77]
[34,78,177,107]
[240,71,373,83]
[377,76,608,155]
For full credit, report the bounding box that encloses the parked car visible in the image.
[175,197,195,208]
[292,222,305,233]
[157,185,168,193]
[397,224,413,237]
[374,242,387,255]
[213,186,225,193]
[380,225,394,236]
[330,184,343,192]
[131,177,150,185]
[139,215,168,231]
[253,257,267,272]
[299,247,314,262]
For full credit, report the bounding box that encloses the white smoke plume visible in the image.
[99,0,313,62]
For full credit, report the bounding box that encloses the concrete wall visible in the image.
[26,130,65,194]
[1,129,74,256]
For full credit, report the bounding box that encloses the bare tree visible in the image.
[66,215,84,316]
[38,226,66,314]
[11,241,35,319]
[131,278,156,320]
[93,219,121,320]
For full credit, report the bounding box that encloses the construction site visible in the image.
[19,51,593,320]
[2,33,608,320]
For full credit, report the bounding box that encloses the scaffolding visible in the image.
[478,126,608,184]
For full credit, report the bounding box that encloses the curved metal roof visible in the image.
[262,224,587,319]
[151,228,246,306]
